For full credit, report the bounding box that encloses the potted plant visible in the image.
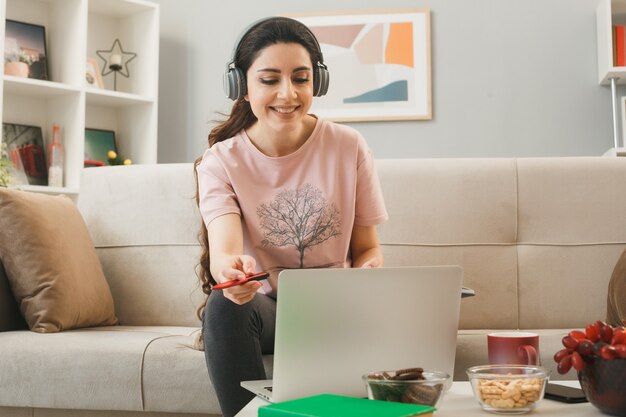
[4,50,38,78]
[0,143,18,187]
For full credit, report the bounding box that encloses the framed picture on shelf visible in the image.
[85,58,104,89]
[4,19,49,81]
[288,9,432,122]
[2,123,47,185]
[84,128,116,167]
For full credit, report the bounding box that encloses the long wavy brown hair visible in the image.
[194,17,324,320]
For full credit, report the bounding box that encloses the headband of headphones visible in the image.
[223,16,329,100]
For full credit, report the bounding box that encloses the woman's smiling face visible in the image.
[245,42,314,136]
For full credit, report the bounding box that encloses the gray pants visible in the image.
[202,290,276,417]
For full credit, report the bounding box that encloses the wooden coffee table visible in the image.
[235,380,600,416]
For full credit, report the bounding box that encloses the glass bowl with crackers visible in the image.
[466,365,549,414]
[363,367,451,407]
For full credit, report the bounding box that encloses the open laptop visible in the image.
[241,265,463,403]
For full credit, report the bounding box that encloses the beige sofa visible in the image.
[1,157,625,416]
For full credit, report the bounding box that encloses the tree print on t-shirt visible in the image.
[257,183,341,268]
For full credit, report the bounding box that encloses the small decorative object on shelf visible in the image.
[85,58,104,89]
[47,123,64,188]
[84,151,131,167]
[4,50,34,78]
[107,150,131,166]
[0,143,28,187]
[96,38,137,91]
[553,320,626,416]
[83,159,104,168]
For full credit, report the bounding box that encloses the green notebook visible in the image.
[258,394,435,417]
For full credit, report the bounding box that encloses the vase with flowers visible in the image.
[554,320,626,416]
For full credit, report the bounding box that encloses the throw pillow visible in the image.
[0,260,28,331]
[607,248,626,327]
[0,188,118,332]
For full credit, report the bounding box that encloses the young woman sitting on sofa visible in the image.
[193,16,389,417]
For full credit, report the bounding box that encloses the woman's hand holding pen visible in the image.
[215,255,263,305]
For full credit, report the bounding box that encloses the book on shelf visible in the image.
[258,394,435,417]
[614,25,626,66]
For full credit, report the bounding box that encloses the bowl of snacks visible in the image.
[466,364,549,414]
[363,367,451,407]
[554,320,626,416]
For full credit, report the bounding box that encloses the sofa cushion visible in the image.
[77,164,204,327]
[607,248,626,327]
[142,334,217,413]
[0,188,117,332]
[0,326,196,411]
[516,158,626,329]
[518,245,624,329]
[376,159,520,330]
[517,158,626,244]
[142,333,273,414]
[0,261,27,331]
[94,245,203,326]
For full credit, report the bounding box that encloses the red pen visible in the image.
[211,271,270,290]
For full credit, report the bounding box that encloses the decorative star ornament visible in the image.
[96,38,137,77]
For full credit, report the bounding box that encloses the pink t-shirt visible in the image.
[196,118,388,296]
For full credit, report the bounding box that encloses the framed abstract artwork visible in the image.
[289,9,432,122]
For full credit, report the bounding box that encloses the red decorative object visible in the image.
[554,321,626,416]
[84,159,105,167]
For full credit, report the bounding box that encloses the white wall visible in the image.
[151,0,614,162]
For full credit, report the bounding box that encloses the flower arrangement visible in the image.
[554,320,626,373]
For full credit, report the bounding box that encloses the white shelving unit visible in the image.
[0,0,159,194]
[598,0,626,156]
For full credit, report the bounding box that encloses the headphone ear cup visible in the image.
[224,67,247,100]
[313,65,329,97]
